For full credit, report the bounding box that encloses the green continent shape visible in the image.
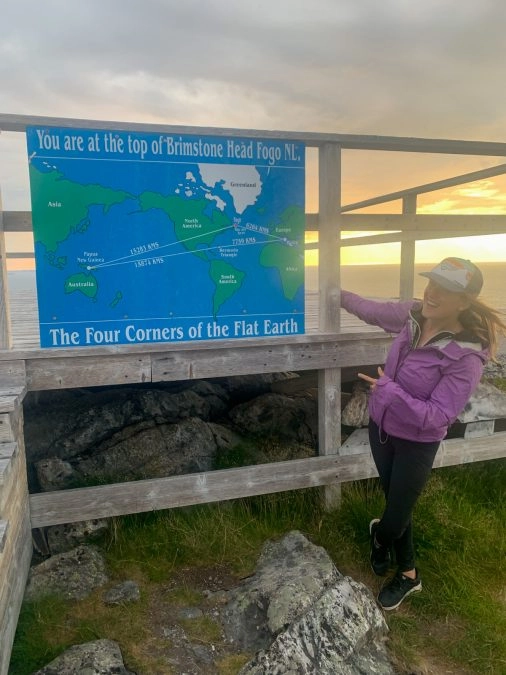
[110,291,123,308]
[139,193,231,261]
[64,273,98,299]
[210,261,246,317]
[260,205,305,300]
[29,165,132,252]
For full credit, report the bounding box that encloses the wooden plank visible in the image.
[338,228,506,248]
[0,510,32,675]
[399,195,416,300]
[25,353,152,390]
[0,193,12,350]
[0,443,17,460]
[2,211,32,232]
[0,459,12,487]
[341,213,506,232]
[0,411,19,444]
[17,334,392,391]
[28,453,378,527]
[0,443,30,647]
[4,113,506,154]
[0,361,26,391]
[341,163,506,212]
[434,432,506,466]
[342,429,506,467]
[0,522,8,553]
[151,337,391,384]
[315,143,342,507]
[464,420,495,439]
[318,143,341,332]
[28,431,506,528]
[0,446,22,516]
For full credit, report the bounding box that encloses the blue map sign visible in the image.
[26,126,305,348]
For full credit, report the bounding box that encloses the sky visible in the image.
[1,0,506,268]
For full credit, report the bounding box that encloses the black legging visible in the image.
[368,420,440,572]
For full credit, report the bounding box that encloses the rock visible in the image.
[229,393,317,446]
[342,381,370,427]
[214,373,297,402]
[35,457,74,491]
[240,580,393,674]
[177,606,203,620]
[103,580,140,605]
[224,531,393,675]
[24,545,108,601]
[32,638,135,674]
[458,380,506,422]
[46,519,109,555]
[223,530,344,651]
[24,384,227,466]
[58,417,219,487]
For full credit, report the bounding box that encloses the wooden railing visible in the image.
[1,113,506,674]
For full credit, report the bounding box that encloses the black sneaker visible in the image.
[369,518,391,576]
[378,569,422,610]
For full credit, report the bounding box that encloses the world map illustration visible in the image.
[26,127,306,348]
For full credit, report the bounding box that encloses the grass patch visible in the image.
[10,458,506,674]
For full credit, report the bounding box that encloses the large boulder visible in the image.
[25,545,108,601]
[32,639,135,675]
[458,380,506,422]
[35,417,220,489]
[24,383,229,465]
[223,531,393,674]
[229,393,317,446]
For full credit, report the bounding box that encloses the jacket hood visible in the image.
[409,305,488,364]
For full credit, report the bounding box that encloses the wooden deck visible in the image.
[6,277,380,351]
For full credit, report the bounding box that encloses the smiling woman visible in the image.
[340,256,506,611]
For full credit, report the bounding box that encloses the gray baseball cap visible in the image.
[419,257,483,295]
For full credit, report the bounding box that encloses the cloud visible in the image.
[3,0,506,218]
[2,0,506,140]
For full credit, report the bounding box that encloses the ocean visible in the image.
[306,262,506,311]
[7,261,506,311]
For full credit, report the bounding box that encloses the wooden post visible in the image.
[399,194,417,300]
[318,143,342,509]
[0,189,13,349]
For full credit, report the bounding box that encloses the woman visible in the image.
[341,257,506,611]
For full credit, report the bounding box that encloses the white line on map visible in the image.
[88,222,297,270]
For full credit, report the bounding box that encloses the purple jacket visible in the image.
[341,291,488,442]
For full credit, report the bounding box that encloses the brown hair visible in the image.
[460,297,506,360]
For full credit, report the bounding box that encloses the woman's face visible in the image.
[422,280,469,323]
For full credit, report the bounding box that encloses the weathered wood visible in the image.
[0,361,26,394]
[2,211,32,232]
[317,143,343,507]
[0,510,31,675]
[1,333,391,391]
[435,432,506,466]
[0,521,7,553]
[0,192,12,350]
[341,213,506,231]
[0,411,31,675]
[341,163,506,212]
[399,195,417,300]
[28,453,376,528]
[28,430,506,528]
[148,336,390,388]
[0,407,22,444]
[4,113,506,155]
[334,227,506,248]
[0,447,20,516]
[463,420,495,439]
[25,353,153,390]
[0,444,18,488]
